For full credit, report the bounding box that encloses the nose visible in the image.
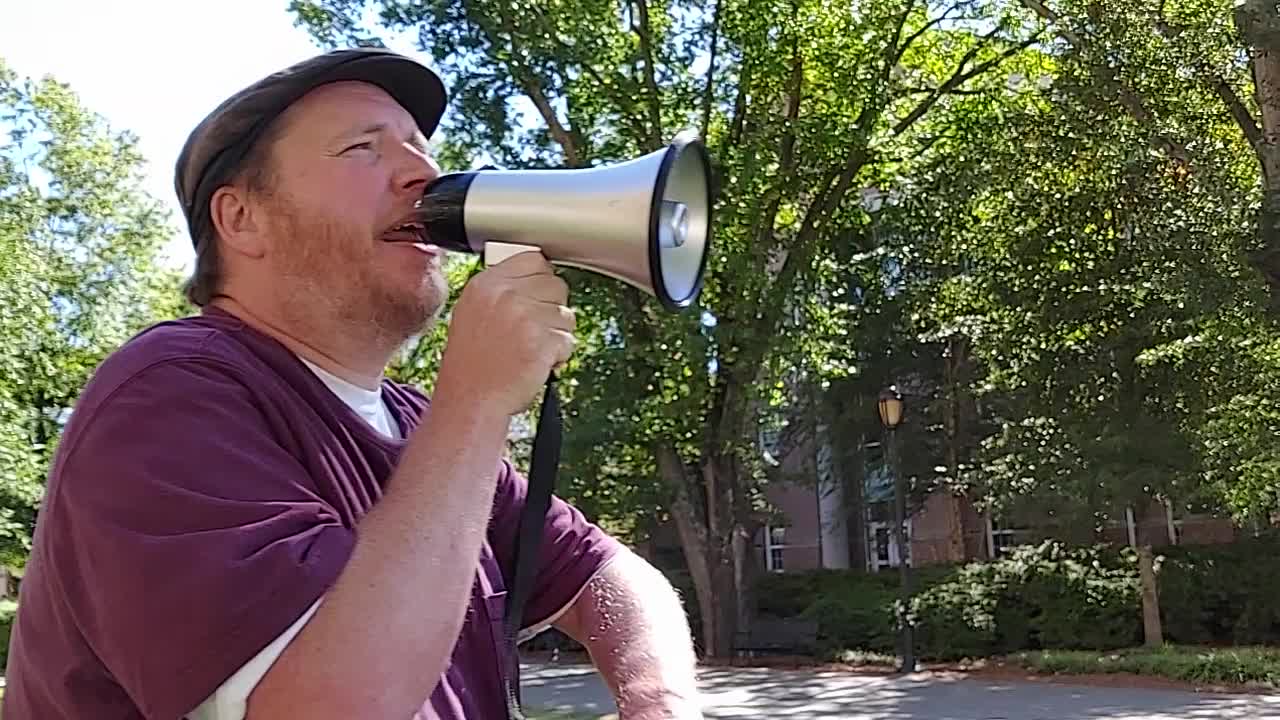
[392,141,440,197]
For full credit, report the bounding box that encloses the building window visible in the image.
[866,519,911,571]
[986,516,1027,558]
[764,524,787,572]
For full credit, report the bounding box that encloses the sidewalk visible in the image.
[519,662,1280,719]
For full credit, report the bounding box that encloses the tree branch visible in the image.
[884,0,920,77]
[744,36,805,269]
[889,1,961,71]
[902,86,985,96]
[1151,9,1264,158]
[1016,0,1189,164]
[700,0,723,139]
[1211,75,1265,151]
[748,145,872,366]
[518,5,653,145]
[892,31,1039,137]
[1237,0,1280,187]
[483,7,583,166]
[1018,0,1084,46]
[635,0,665,149]
[728,63,748,148]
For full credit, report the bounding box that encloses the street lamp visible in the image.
[878,385,915,673]
[878,387,903,430]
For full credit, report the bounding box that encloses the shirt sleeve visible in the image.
[44,359,355,720]
[488,459,626,637]
[187,599,322,720]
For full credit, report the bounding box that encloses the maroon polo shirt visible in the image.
[4,307,622,719]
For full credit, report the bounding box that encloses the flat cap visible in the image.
[174,48,447,249]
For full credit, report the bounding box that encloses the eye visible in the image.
[341,141,374,154]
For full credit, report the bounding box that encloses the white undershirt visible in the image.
[187,359,398,720]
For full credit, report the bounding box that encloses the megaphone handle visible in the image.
[501,373,561,719]
[485,241,543,267]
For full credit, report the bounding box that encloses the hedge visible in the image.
[1156,533,1280,645]
[1013,645,1280,688]
[0,598,15,670]
[755,533,1280,661]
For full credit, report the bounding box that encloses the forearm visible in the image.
[248,381,510,719]
[556,550,702,720]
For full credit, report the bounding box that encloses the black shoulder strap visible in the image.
[503,376,561,720]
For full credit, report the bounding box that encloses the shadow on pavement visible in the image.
[520,662,1280,719]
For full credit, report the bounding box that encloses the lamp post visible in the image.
[878,386,915,673]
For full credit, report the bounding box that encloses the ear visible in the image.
[209,184,267,259]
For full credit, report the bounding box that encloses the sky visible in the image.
[1,0,427,272]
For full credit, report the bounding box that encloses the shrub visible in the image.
[1156,532,1280,646]
[1014,645,1280,688]
[0,599,16,670]
[754,536,1280,663]
[755,566,955,658]
[923,542,1140,658]
[757,541,1141,661]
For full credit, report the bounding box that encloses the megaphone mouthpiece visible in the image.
[411,173,478,254]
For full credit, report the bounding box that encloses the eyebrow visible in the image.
[336,122,430,152]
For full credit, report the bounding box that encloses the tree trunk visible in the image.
[943,337,966,561]
[1236,1,1280,310]
[733,522,757,635]
[846,424,869,570]
[656,442,742,659]
[1138,545,1163,647]
[699,455,742,659]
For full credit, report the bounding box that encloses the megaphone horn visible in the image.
[413,131,714,311]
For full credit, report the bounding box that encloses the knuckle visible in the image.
[494,284,519,308]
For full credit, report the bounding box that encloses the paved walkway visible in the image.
[520,663,1280,719]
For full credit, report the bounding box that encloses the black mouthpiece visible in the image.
[415,171,479,254]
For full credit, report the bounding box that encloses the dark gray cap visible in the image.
[174,48,447,249]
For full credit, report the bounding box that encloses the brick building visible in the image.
[754,433,1242,574]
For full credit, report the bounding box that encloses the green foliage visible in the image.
[757,542,1142,661]
[289,2,1051,654]
[912,542,1141,659]
[0,597,16,671]
[282,1,1280,657]
[879,0,1277,522]
[1156,531,1280,645]
[1014,645,1280,689]
[0,57,187,567]
[757,536,1280,664]
[755,565,954,657]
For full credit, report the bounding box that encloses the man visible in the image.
[4,48,701,720]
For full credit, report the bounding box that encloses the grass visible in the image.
[1009,645,1280,689]
[526,709,614,720]
[828,648,901,667]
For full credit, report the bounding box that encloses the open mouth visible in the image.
[380,219,428,245]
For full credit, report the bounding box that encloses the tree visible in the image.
[1009,0,1280,313]
[290,0,1043,657]
[0,58,188,570]
[886,17,1277,533]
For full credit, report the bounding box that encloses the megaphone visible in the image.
[413,131,714,311]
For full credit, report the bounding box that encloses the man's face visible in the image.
[252,81,447,342]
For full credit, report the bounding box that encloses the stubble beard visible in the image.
[268,198,449,353]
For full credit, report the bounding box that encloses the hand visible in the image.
[437,251,576,415]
